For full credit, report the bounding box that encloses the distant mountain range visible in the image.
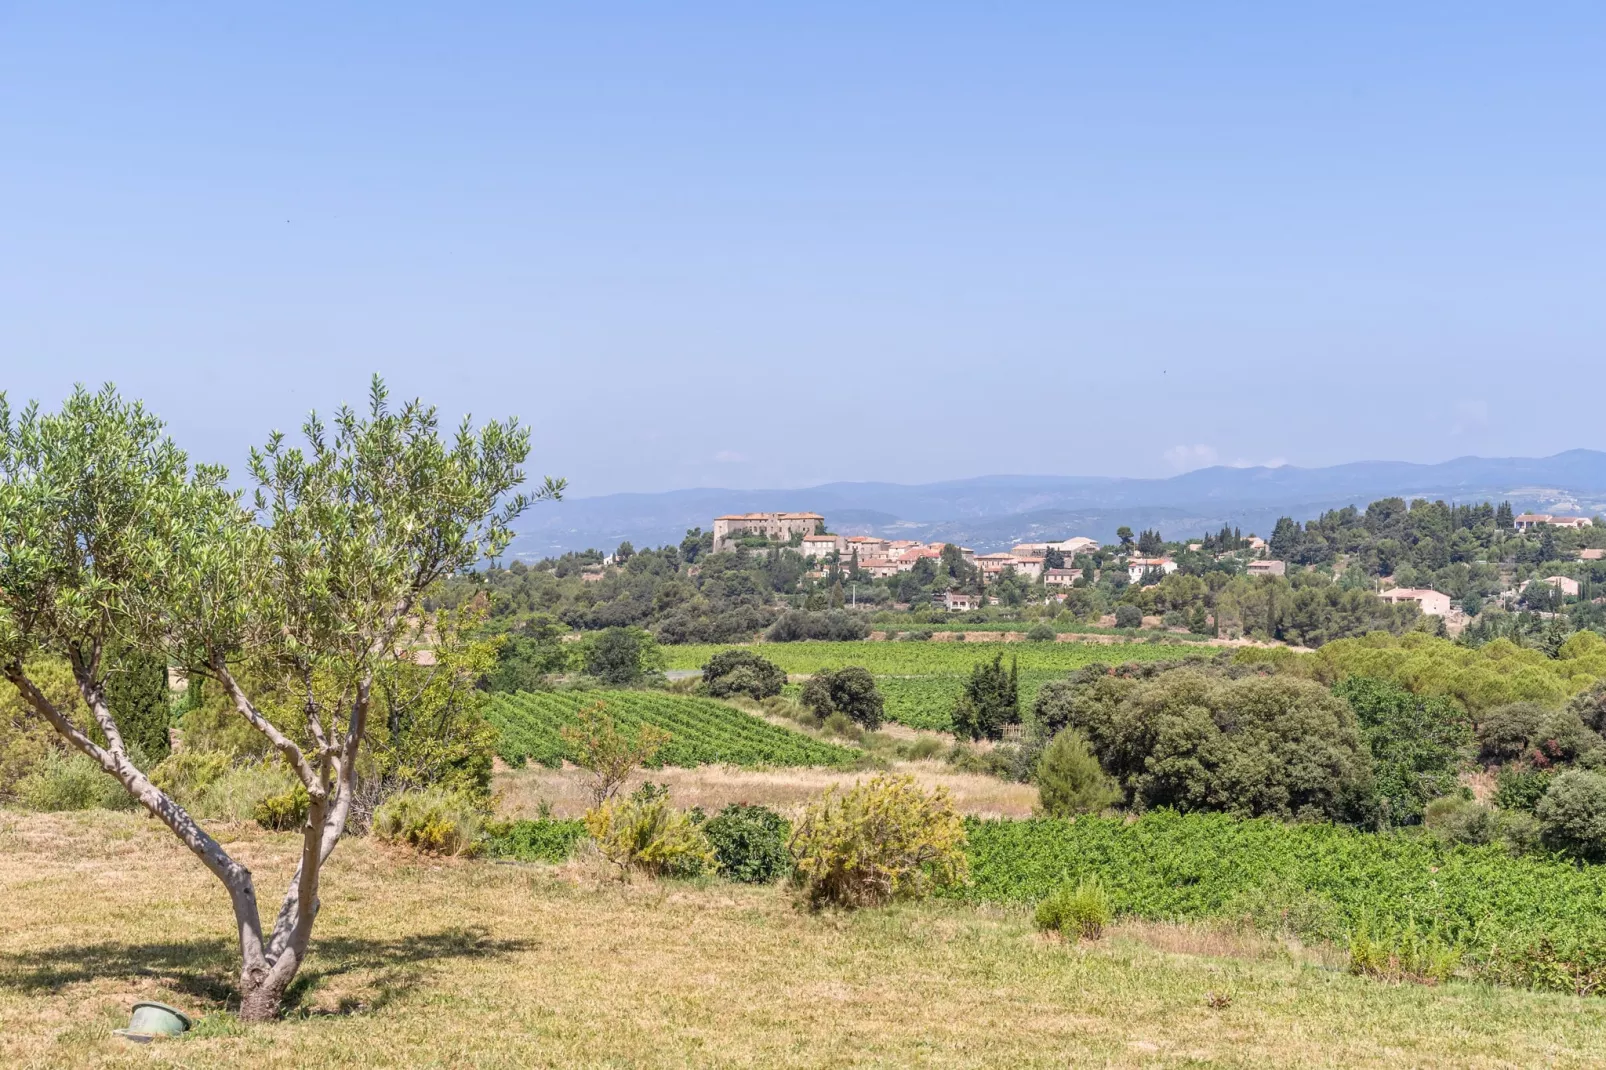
[506,450,1606,559]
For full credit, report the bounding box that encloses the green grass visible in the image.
[662,641,1212,730]
[485,690,860,769]
[957,810,1606,995]
[485,818,587,862]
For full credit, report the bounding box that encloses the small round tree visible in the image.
[1536,769,1606,862]
[800,666,883,730]
[1035,730,1121,817]
[702,649,785,700]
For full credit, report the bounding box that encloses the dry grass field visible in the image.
[495,759,1041,819]
[3,808,1605,1068]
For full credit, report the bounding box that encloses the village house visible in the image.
[860,559,904,579]
[1011,556,1045,581]
[975,552,1019,577]
[1514,513,1593,532]
[1533,575,1582,598]
[798,533,844,559]
[1247,559,1287,577]
[1126,556,1178,584]
[1582,548,1605,561]
[1246,536,1267,553]
[712,511,825,549]
[844,535,891,558]
[1044,567,1080,587]
[1012,536,1098,558]
[935,590,978,612]
[1379,587,1452,616]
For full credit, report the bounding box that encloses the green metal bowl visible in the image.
[115,1001,192,1040]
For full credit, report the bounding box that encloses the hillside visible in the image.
[508,451,1606,556]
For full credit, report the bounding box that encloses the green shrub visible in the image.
[1035,877,1113,940]
[1477,703,1549,765]
[253,786,310,831]
[16,749,135,812]
[788,774,968,909]
[800,667,884,731]
[702,650,786,700]
[1423,797,1538,855]
[373,787,490,857]
[902,736,944,761]
[944,741,1025,781]
[1034,730,1120,817]
[1495,767,1553,813]
[1025,623,1056,643]
[1114,605,1143,630]
[149,749,231,810]
[951,653,1019,742]
[1349,923,1461,985]
[1335,676,1471,827]
[484,818,587,862]
[198,761,301,822]
[703,803,791,883]
[584,785,715,878]
[1535,770,1606,862]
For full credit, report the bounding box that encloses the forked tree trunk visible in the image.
[3,660,363,1023]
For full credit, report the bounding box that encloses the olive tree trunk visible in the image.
[3,656,370,1023]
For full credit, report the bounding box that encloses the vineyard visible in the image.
[956,811,1606,994]
[485,690,861,769]
[663,641,1212,731]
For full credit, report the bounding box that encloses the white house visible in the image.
[1379,588,1452,616]
[1532,575,1581,598]
[975,552,1019,576]
[1009,557,1044,581]
[1515,513,1593,532]
[1126,556,1178,584]
[1013,536,1098,558]
[1044,568,1080,587]
[936,590,977,612]
[799,533,845,559]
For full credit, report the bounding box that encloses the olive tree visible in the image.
[0,379,558,1020]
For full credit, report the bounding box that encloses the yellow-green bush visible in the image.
[1349,924,1461,986]
[373,787,489,857]
[253,785,310,831]
[16,749,136,812]
[1034,877,1113,940]
[1261,631,1606,715]
[788,773,968,908]
[584,786,714,878]
[149,750,232,809]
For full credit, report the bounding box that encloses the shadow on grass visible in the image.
[0,926,532,1016]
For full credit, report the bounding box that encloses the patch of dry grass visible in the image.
[2,807,1605,1068]
[494,759,1041,819]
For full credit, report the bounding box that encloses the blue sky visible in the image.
[3,4,1604,497]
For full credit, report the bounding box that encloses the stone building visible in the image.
[712,511,825,550]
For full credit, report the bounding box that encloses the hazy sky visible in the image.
[4,5,1604,498]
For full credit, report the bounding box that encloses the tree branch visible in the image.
[3,660,271,983]
[211,657,323,794]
